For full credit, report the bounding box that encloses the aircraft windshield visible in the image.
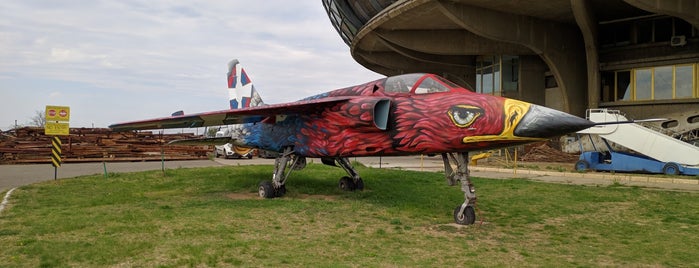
[414,77,451,94]
[384,74,422,93]
[384,74,454,94]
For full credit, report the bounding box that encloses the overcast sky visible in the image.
[0,1,383,129]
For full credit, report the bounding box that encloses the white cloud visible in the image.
[0,0,383,128]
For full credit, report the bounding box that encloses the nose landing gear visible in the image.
[442,152,477,225]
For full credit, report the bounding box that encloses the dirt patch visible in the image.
[422,222,492,237]
[226,192,260,200]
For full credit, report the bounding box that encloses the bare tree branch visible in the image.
[29,110,46,127]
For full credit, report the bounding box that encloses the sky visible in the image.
[0,1,383,129]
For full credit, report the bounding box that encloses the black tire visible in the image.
[338,176,355,191]
[275,184,287,197]
[453,205,476,225]
[354,178,365,191]
[575,160,590,171]
[258,181,276,199]
[663,163,680,175]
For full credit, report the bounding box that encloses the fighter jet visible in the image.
[110,59,594,225]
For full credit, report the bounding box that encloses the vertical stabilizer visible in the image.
[227,59,264,109]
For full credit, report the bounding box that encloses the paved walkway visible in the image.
[0,160,224,193]
[2,156,698,194]
[357,156,699,192]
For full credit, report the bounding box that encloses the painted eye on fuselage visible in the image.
[448,105,484,128]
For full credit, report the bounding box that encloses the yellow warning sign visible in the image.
[45,105,70,121]
[45,122,70,136]
[45,105,70,136]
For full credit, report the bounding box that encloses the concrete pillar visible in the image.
[437,0,589,116]
[572,0,600,109]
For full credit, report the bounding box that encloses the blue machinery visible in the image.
[575,109,699,176]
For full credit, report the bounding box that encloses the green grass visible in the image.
[1,164,698,267]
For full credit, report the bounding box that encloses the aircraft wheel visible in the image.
[338,176,355,191]
[354,178,365,190]
[453,205,476,225]
[575,160,590,171]
[663,163,680,175]
[275,185,287,197]
[258,181,276,199]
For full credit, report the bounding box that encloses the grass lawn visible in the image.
[1,163,698,267]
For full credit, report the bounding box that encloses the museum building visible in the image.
[322,0,699,138]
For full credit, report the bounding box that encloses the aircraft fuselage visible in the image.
[235,74,591,158]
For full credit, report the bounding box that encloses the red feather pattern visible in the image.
[294,79,511,156]
[392,92,505,153]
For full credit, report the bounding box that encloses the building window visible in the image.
[322,0,365,46]
[616,71,631,101]
[635,68,652,100]
[475,55,518,96]
[676,65,694,98]
[502,56,519,92]
[602,64,698,102]
[600,16,698,47]
[653,66,673,99]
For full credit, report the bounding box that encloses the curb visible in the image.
[469,166,699,185]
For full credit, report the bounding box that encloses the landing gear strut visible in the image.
[442,152,477,225]
[258,147,305,198]
[337,157,364,191]
[322,157,364,191]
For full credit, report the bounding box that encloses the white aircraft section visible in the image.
[578,109,699,166]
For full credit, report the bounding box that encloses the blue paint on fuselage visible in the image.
[301,92,330,101]
[237,115,306,154]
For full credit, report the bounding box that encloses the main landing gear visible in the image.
[258,147,305,198]
[257,148,365,199]
[327,157,364,191]
[442,152,477,225]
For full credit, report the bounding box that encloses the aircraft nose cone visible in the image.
[514,105,594,138]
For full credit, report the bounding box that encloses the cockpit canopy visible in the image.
[383,73,460,95]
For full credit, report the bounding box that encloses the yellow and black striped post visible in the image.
[50,136,61,179]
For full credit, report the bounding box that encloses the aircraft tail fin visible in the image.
[227,59,264,109]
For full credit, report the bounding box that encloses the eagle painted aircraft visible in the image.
[110,59,594,225]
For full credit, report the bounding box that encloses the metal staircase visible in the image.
[578,109,699,166]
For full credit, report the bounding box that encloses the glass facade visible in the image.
[600,16,697,48]
[602,64,698,102]
[475,55,519,96]
[321,0,396,45]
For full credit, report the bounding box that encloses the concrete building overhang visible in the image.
[342,0,698,116]
[350,0,591,114]
[347,0,680,76]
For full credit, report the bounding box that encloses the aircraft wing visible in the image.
[109,96,353,132]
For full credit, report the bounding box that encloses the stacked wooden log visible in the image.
[520,141,579,163]
[0,127,213,164]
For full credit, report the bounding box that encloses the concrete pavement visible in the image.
[0,160,224,193]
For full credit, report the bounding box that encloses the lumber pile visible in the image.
[520,142,579,163]
[0,127,213,164]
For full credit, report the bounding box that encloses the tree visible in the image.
[29,110,46,127]
[207,127,220,137]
